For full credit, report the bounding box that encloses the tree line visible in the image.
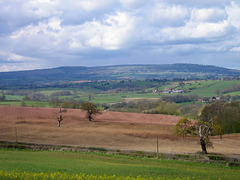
[161,94,199,103]
[198,100,240,134]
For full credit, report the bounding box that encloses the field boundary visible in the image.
[1,140,240,167]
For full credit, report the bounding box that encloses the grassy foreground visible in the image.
[0,149,239,180]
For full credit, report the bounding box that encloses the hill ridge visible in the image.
[0,63,240,89]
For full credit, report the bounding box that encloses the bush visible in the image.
[88,147,107,152]
[150,102,180,116]
[62,101,81,109]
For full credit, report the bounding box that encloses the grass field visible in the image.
[0,149,239,180]
[0,101,51,108]
[52,79,240,103]
[0,101,21,106]
[5,95,24,101]
[186,80,240,97]
[226,91,240,96]
[1,79,240,108]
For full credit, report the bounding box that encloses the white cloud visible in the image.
[0,50,41,62]
[0,50,43,71]
[10,17,62,43]
[10,10,136,53]
[58,0,116,18]
[145,2,189,27]
[226,2,240,29]
[48,17,62,31]
[183,21,229,39]
[143,20,229,43]
[24,0,61,18]
[231,47,240,52]
[69,11,136,50]
[191,8,226,22]
[156,0,232,8]
[0,64,38,72]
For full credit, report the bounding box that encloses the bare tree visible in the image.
[56,106,67,127]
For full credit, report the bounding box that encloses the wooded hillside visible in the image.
[1,64,240,89]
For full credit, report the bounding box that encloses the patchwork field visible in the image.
[0,106,240,157]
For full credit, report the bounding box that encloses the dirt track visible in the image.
[0,106,240,156]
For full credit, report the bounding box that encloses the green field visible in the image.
[186,80,240,97]
[5,95,24,101]
[1,79,240,109]
[0,149,239,180]
[226,91,240,96]
[0,101,50,107]
[0,101,21,106]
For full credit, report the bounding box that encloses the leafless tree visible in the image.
[56,106,67,127]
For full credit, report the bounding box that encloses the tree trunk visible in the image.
[58,120,61,127]
[88,114,92,121]
[200,137,207,154]
[57,107,63,127]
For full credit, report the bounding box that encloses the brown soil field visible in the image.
[123,97,160,103]
[0,106,240,156]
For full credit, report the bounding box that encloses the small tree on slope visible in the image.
[81,102,101,122]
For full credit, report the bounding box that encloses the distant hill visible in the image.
[0,63,240,89]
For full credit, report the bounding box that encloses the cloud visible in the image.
[119,0,147,9]
[79,11,136,50]
[231,47,240,52]
[156,0,232,8]
[226,2,240,29]
[191,8,227,22]
[10,10,136,53]
[9,17,63,59]
[159,20,229,42]
[24,0,61,18]
[0,50,43,71]
[145,2,189,27]
[0,0,240,71]
[59,0,118,26]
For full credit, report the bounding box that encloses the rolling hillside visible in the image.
[0,64,240,89]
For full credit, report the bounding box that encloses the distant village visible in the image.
[153,87,221,103]
[152,87,184,94]
[162,87,184,94]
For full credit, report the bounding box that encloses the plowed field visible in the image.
[0,106,240,156]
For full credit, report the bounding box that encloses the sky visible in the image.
[1,0,240,72]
